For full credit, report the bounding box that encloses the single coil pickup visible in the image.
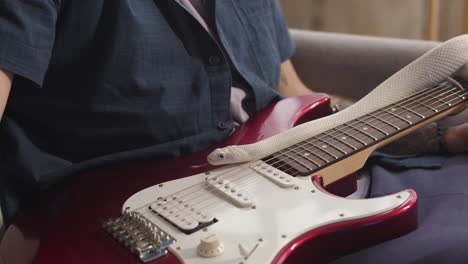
[250,160,296,188]
[206,177,255,208]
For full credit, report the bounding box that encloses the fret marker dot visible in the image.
[391,108,396,111]
[363,127,369,131]
[341,136,347,140]
[322,145,328,148]
[406,115,412,119]
[304,152,310,156]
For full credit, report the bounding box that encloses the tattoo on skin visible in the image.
[280,71,288,87]
[378,122,442,155]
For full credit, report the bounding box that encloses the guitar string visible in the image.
[136,83,464,217]
[269,83,461,173]
[134,84,466,220]
[184,87,467,212]
[139,89,467,227]
[133,85,444,214]
[275,87,465,176]
[237,88,468,190]
[161,90,468,220]
[144,85,465,219]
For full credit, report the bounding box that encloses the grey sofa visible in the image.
[291,29,437,100]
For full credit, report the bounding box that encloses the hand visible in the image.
[445,123,468,154]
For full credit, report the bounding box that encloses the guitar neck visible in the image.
[264,79,468,178]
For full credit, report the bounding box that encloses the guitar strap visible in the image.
[208,34,468,165]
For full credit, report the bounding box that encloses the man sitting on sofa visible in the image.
[0,0,467,263]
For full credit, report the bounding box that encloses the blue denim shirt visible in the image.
[0,0,294,221]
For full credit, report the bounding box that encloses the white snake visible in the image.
[207,34,468,166]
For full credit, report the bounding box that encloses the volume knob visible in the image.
[197,234,224,257]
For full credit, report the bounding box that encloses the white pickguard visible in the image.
[123,163,411,264]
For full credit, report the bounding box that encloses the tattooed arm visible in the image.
[378,122,468,155]
[278,60,354,109]
[378,123,443,155]
[278,60,312,97]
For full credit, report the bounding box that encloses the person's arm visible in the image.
[0,69,12,121]
[377,122,468,155]
[278,59,313,97]
[279,60,355,108]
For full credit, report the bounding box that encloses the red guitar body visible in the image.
[0,93,417,264]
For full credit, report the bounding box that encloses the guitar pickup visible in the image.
[206,176,255,208]
[250,161,296,188]
[149,196,217,235]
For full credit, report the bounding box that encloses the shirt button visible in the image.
[208,56,222,65]
[217,121,229,130]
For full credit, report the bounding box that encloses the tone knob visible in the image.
[197,234,224,257]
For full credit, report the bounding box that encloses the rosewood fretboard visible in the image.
[263,79,467,176]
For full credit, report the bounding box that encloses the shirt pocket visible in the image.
[236,0,281,86]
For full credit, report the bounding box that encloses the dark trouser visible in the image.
[333,154,468,264]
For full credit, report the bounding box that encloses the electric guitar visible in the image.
[0,80,466,264]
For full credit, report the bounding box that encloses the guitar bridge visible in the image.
[102,211,176,263]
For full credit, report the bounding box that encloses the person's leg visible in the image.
[332,154,468,264]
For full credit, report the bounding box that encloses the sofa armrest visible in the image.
[291,29,439,101]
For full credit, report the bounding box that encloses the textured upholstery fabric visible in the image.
[290,29,438,101]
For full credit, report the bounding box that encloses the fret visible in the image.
[386,104,424,126]
[278,149,315,172]
[406,98,439,113]
[311,141,339,159]
[292,145,322,167]
[456,93,467,101]
[423,82,455,108]
[333,127,368,146]
[317,137,348,155]
[288,148,316,171]
[430,91,454,107]
[397,104,425,118]
[343,123,378,141]
[368,112,401,130]
[445,89,467,103]
[383,108,413,125]
[264,79,466,177]
[323,131,358,151]
[356,118,389,136]
[295,144,329,164]
[303,140,338,160]
[432,92,464,113]
[438,88,465,105]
